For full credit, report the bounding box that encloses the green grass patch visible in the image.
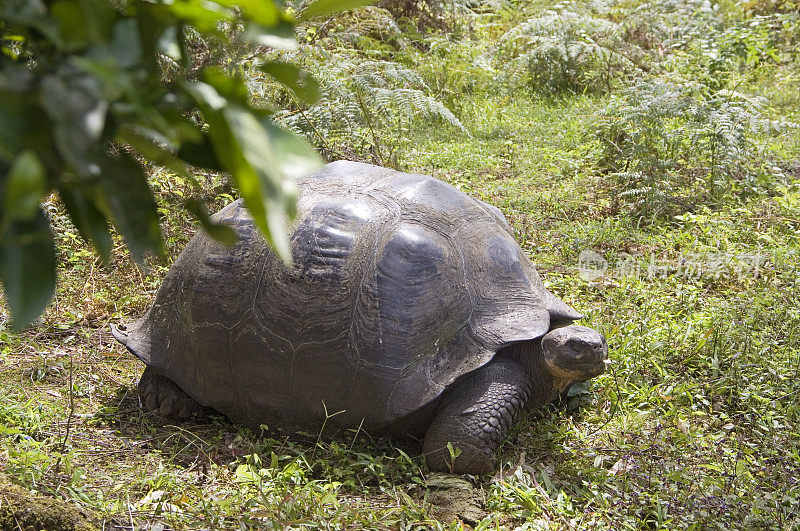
[2,2,800,529]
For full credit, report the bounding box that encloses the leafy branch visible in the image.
[0,0,372,328]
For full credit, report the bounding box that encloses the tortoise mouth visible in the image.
[548,358,609,380]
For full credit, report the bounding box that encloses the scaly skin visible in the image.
[139,366,207,419]
[422,357,532,474]
[422,325,608,474]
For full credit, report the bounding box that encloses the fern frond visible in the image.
[495,3,641,93]
[595,75,797,216]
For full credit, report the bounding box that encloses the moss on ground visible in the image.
[0,477,97,531]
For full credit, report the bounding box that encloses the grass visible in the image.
[2,1,800,529]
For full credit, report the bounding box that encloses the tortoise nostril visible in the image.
[594,345,606,359]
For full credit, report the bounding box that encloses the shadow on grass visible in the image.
[92,385,429,489]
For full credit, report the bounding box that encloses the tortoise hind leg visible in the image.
[422,358,531,474]
[138,366,207,419]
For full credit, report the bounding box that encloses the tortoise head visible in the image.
[541,325,609,382]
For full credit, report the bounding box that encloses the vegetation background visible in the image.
[1,0,800,528]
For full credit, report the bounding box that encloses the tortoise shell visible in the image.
[114,161,581,430]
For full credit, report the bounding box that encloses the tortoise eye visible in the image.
[566,339,585,351]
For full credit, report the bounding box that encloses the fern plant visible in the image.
[378,0,484,33]
[238,6,468,166]
[418,34,496,102]
[622,1,796,86]
[620,0,721,55]
[496,3,645,94]
[272,58,465,165]
[595,76,793,217]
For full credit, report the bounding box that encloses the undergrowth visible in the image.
[1,0,799,529]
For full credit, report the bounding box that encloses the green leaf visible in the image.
[202,68,251,106]
[183,80,320,262]
[39,69,108,177]
[297,0,374,22]
[106,18,142,68]
[0,94,29,160]
[221,105,291,260]
[115,125,195,181]
[177,133,224,171]
[0,208,57,330]
[260,61,320,104]
[223,106,308,260]
[97,151,163,264]
[241,20,297,49]
[59,186,113,262]
[164,0,234,32]
[261,119,321,188]
[185,198,238,246]
[69,56,181,144]
[51,0,90,49]
[135,4,183,71]
[51,0,116,50]
[0,0,62,46]
[0,89,54,162]
[3,150,46,223]
[214,0,281,27]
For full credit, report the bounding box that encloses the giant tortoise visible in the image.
[112,161,609,474]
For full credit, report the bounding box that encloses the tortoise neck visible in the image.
[498,340,569,409]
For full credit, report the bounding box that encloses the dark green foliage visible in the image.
[0,207,57,329]
[298,0,374,21]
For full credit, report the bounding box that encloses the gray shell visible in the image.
[114,161,582,430]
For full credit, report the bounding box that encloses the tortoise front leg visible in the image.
[423,358,532,474]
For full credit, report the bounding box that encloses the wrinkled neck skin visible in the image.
[499,340,573,410]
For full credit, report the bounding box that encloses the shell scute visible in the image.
[373,223,467,365]
[291,199,375,283]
